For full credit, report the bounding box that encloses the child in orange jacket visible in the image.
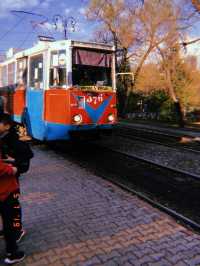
[0,159,25,264]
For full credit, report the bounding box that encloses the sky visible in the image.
[0,0,97,56]
[1,0,200,62]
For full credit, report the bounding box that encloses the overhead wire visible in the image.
[17,30,36,50]
[0,0,72,52]
[11,1,59,49]
[0,0,46,43]
[0,16,28,42]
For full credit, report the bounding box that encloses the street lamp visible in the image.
[53,15,76,40]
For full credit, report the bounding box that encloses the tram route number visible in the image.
[85,94,104,105]
[74,94,104,108]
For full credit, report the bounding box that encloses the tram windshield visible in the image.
[72,48,113,89]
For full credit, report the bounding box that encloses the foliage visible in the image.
[125,89,183,122]
[145,90,169,113]
[192,0,200,13]
[136,63,167,94]
[159,99,176,121]
[126,92,144,113]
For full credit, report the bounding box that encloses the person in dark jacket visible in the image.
[0,114,33,243]
[0,155,25,264]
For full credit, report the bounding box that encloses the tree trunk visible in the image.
[121,46,153,117]
[121,79,134,118]
[174,101,185,127]
[166,69,185,127]
[121,83,130,118]
[118,48,130,118]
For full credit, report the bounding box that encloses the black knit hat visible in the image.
[0,113,13,125]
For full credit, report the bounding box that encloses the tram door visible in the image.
[26,54,46,140]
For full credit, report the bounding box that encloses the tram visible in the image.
[0,39,117,140]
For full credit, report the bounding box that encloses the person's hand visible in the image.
[12,167,18,175]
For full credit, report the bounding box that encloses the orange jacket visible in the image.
[0,160,18,202]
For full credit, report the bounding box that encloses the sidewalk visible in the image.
[0,145,200,266]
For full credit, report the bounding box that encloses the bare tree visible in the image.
[152,0,200,126]
[157,44,185,126]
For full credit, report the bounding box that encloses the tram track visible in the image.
[115,125,200,154]
[92,144,200,232]
[44,139,200,233]
[100,169,200,232]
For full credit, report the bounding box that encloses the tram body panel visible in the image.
[69,89,116,125]
[25,89,46,140]
[13,88,26,122]
[43,88,116,140]
[44,89,70,124]
[97,93,117,125]
[44,89,71,140]
[2,87,117,141]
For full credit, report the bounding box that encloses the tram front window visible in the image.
[72,65,112,87]
[72,48,113,89]
[49,50,66,88]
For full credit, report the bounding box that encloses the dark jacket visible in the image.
[1,127,34,174]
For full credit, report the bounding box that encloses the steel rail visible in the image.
[115,126,200,154]
[39,140,200,232]
[99,144,200,181]
[96,144,200,232]
[101,173,200,232]
[116,131,200,154]
[117,124,184,138]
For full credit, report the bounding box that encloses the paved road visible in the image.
[0,145,200,266]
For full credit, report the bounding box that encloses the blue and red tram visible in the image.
[0,40,117,140]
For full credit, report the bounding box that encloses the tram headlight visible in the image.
[108,114,114,122]
[73,114,82,123]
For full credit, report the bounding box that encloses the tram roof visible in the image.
[0,40,115,65]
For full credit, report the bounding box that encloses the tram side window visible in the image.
[17,58,27,86]
[0,68,2,87]
[30,54,43,89]
[49,50,66,88]
[8,63,15,85]
[1,65,7,87]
